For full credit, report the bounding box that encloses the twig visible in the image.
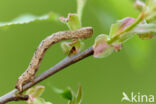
[0,47,94,104]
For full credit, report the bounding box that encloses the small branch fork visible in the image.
[0,47,94,104]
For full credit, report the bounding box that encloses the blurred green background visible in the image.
[0,0,156,104]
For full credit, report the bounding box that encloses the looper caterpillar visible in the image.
[15,27,93,91]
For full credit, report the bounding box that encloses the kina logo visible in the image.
[121,92,155,103]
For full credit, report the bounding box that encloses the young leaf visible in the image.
[68,97,76,104]
[132,23,155,40]
[109,17,135,38]
[26,86,53,104]
[32,86,45,98]
[117,23,156,42]
[112,43,122,52]
[32,98,45,104]
[61,40,84,55]
[133,24,156,33]
[68,101,73,104]
[76,85,82,104]
[134,0,145,11]
[109,23,120,38]
[93,34,114,58]
[61,42,73,55]
[45,102,53,104]
[32,97,52,104]
[146,12,156,23]
[146,0,156,12]
[26,85,46,104]
[60,13,83,55]
[60,13,81,30]
[117,32,135,43]
[145,0,156,22]
[54,88,73,100]
[26,87,36,95]
[60,0,86,56]
[26,85,45,98]
[0,12,59,28]
[138,32,154,40]
[69,40,84,55]
[117,17,136,32]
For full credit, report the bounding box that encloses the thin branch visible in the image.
[0,47,94,104]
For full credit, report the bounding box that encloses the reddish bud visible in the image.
[134,0,145,11]
[138,33,154,40]
[93,34,114,58]
[112,43,123,52]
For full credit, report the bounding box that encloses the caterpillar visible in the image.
[15,27,93,91]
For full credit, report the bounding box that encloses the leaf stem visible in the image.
[107,13,146,44]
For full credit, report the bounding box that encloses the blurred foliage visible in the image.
[0,13,59,29]
[54,85,82,104]
[26,86,52,104]
[0,0,156,104]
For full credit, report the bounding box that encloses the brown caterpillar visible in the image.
[15,27,93,91]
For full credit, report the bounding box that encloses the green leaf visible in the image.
[67,14,81,30]
[60,0,86,56]
[109,17,135,39]
[146,12,156,23]
[68,101,73,104]
[146,0,156,11]
[116,23,156,42]
[145,0,156,22]
[133,24,156,33]
[26,86,45,98]
[131,23,156,40]
[93,34,114,58]
[60,89,73,100]
[32,97,53,104]
[68,97,76,104]
[76,85,82,104]
[61,42,73,55]
[60,13,81,30]
[45,102,53,104]
[60,14,83,56]
[77,0,86,21]
[70,40,84,55]
[32,98,45,104]
[54,88,73,100]
[94,34,109,45]
[0,12,59,28]
[26,86,52,104]
[117,32,135,43]
[32,86,45,98]
[68,98,75,104]
[26,87,36,95]
[61,40,84,55]
[109,23,120,38]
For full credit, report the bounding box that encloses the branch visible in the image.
[0,47,94,104]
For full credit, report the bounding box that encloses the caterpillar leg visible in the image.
[16,77,35,91]
[15,80,23,92]
[15,74,32,91]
